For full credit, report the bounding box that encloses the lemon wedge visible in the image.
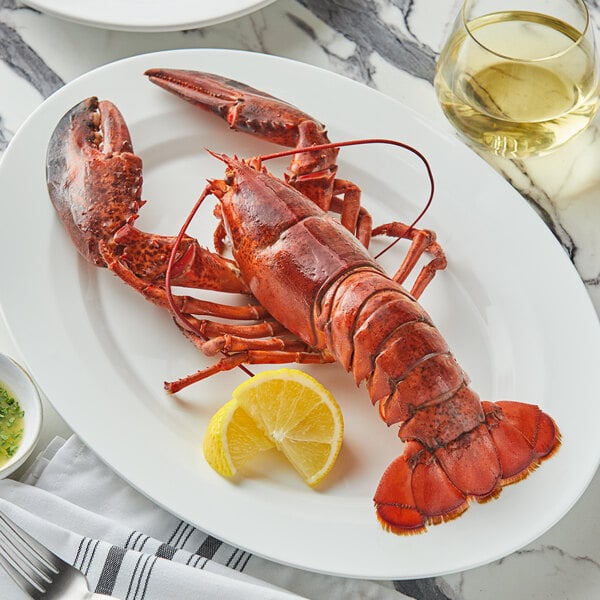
[203,368,344,487]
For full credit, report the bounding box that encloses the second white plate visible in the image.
[21,0,277,32]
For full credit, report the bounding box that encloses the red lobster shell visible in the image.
[45,70,560,535]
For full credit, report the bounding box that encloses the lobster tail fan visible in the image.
[484,400,561,485]
[374,400,561,535]
[373,451,427,535]
[433,423,502,498]
[374,441,469,535]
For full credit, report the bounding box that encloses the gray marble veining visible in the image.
[0,20,63,95]
[297,0,438,82]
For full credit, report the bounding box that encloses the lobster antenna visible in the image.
[259,138,435,258]
[164,184,255,380]
[165,184,211,332]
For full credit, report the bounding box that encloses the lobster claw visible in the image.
[144,68,329,149]
[46,97,249,295]
[145,69,340,213]
[46,96,143,267]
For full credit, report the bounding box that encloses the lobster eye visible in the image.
[224,167,234,185]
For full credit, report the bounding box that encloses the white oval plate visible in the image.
[21,0,277,32]
[1,49,599,579]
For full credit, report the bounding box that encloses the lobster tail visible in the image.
[318,269,560,534]
[374,399,560,534]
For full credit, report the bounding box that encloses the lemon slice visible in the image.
[203,368,344,486]
[203,398,275,478]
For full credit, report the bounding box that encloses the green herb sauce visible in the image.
[0,384,24,466]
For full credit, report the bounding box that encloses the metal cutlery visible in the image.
[0,510,115,599]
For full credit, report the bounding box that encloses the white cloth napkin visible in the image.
[0,435,408,600]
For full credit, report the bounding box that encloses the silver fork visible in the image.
[0,511,115,599]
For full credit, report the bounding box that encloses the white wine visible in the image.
[435,11,600,157]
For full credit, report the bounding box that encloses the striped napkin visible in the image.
[0,435,409,600]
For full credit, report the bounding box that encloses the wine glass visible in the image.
[435,0,600,157]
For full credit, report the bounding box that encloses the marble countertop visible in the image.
[1,0,599,598]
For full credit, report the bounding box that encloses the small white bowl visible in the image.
[0,354,43,479]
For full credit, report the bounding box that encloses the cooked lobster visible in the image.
[45,69,560,535]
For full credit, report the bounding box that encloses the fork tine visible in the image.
[0,539,47,597]
[0,512,61,598]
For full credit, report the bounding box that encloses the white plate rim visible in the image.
[20,0,278,32]
[1,48,600,579]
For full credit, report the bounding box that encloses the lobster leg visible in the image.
[329,180,372,247]
[199,334,317,357]
[329,195,373,248]
[187,318,287,340]
[372,222,447,299]
[104,237,334,392]
[165,344,334,394]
